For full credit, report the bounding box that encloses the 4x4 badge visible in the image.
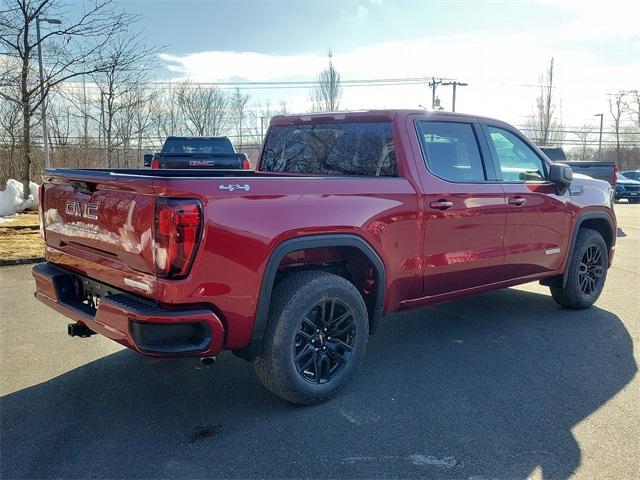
[219,184,250,192]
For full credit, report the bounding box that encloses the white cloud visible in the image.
[530,0,640,40]
[159,28,639,128]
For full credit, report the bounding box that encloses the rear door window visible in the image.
[260,122,397,176]
[416,121,486,182]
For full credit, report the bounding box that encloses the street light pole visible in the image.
[594,113,603,161]
[35,16,62,169]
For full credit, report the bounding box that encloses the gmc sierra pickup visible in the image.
[33,110,616,404]
[146,136,251,170]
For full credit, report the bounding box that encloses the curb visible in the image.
[0,257,45,267]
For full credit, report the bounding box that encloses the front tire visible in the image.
[255,271,369,404]
[550,228,608,309]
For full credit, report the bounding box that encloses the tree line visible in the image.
[526,57,639,169]
[2,1,638,198]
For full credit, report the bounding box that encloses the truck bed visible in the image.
[44,168,268,179]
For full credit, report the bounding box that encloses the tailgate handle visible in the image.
[70,181,96,194]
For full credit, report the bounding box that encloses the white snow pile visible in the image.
[0,179,39,216]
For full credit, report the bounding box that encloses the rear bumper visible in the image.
[32,263,225,357]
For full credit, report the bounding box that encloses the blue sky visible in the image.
[124,0,562,56]
[76,0,640,127]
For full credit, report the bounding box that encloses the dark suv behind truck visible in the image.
[34,110,616,404]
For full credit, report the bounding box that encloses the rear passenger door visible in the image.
[411,119,508,296]
[481,124,572,279]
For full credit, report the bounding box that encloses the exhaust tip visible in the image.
[200,356,216,367]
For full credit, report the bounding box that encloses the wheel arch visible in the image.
[237,234,386,361]
[562,211,616,287]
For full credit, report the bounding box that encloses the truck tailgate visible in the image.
[42,173,157,286]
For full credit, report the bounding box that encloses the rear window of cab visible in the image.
[260,122,398,177]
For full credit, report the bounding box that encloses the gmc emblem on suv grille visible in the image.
[65,201,99,220]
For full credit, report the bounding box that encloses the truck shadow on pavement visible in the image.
[1,288,636,479]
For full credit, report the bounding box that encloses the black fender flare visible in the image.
[239,234,386,361]
[562,211,616,287]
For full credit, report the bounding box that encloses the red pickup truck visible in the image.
[33,110,616,404]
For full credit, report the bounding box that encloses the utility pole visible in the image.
[35,16,62,168]
[100,91,107,166]
[82,75,88,166]
[594,113,603,161]
[428,77,442,110]
[442,81,468,112]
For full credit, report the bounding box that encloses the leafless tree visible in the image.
[153,82,181,140]
[628,90,640,131]
[573,124,594,160]
[278,100,289,114]
[230,87,249,150]
[176,81,229,136]
[527,57,563,146]
[132,88,158,164]
[0,0,134,198]
[91,31,159,167]
[309,49,342,112]
[0,94,22,181]
[609,92,626,165]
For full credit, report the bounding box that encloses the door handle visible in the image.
[429,200,453,210]
[508,197,526,206]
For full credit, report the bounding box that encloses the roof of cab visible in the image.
[269,109,512,128]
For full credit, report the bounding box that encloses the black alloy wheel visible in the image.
[578,245,604,295]
[549,227,608,309]
[294,299,356,384]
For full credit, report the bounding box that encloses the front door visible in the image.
[413,120,508,296]
[482,124,572,279]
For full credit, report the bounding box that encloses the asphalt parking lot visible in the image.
[1,205,638,479]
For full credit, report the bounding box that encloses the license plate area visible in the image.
[60,274,122,317]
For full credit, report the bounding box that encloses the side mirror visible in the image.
[549,163,573,194]
[143,153,153,167]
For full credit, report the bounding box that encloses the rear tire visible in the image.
[550,228,608,309]
[254,271,369,405]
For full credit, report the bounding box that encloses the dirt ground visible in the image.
[0,212,43,262]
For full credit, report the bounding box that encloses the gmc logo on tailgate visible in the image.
[65,201,98,220]
[189,160,215,167]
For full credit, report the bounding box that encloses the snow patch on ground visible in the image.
[0,180,39,216]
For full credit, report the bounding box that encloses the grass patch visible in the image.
[0,212,44,261]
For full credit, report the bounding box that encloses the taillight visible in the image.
[154,198,202,278]
[151,158,160,169]
[613,164,618,185]
[242,157,251,170]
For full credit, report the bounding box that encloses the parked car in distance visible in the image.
[614,172,640,203]
[147,136,251,170]
[538,147,617,186]
[561,161,616,186]
[620,170,640,181]
[33,110,616,404]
